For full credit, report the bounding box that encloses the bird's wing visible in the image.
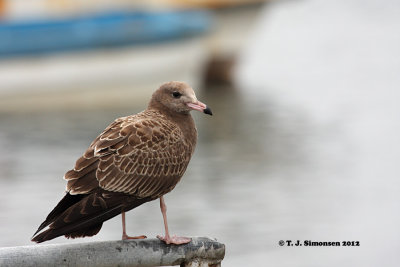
[65,113,193,198]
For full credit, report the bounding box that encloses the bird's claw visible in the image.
[157,234,191,245]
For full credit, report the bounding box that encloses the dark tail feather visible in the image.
[32,223,103,243]
[32,193,84,237]
[31,193,150,243]
[31,204,123,243]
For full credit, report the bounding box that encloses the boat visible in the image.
[0,9,211,112]
[0,0,273,112]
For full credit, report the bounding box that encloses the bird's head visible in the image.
[149,81,212,116]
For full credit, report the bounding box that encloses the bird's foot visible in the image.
[157,234,191,245]
[122,233,147,240]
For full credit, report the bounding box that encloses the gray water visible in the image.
[1,0,400,266]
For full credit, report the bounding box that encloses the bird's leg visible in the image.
[156,196,191,245]
[121,211,147,240]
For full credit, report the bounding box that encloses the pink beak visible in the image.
[187,101,213,115]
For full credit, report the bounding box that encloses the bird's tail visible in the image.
[32,193,85,237]
[31,191,150,243]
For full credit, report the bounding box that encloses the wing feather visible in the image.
[66,111,194,198]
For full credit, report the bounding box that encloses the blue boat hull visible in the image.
[0,10,211,57]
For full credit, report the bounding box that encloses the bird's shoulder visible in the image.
[91,110,184,156]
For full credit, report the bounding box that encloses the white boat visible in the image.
[0,38,209,112]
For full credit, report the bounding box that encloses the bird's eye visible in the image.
[172,91,182,98]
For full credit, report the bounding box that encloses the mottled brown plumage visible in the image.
[32,81,212,244]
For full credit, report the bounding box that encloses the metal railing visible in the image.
[0,237,225,267]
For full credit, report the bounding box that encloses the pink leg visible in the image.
[156,196,191,245]
[121,211,147,240]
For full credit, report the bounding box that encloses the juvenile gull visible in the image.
[31,81,212,245]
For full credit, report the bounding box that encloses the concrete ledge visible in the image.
[0,237,225,267]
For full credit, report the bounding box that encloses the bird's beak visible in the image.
[187,101,213,116]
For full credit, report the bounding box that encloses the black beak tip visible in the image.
[203,106,213,116]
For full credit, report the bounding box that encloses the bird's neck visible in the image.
[147,100,197,146]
